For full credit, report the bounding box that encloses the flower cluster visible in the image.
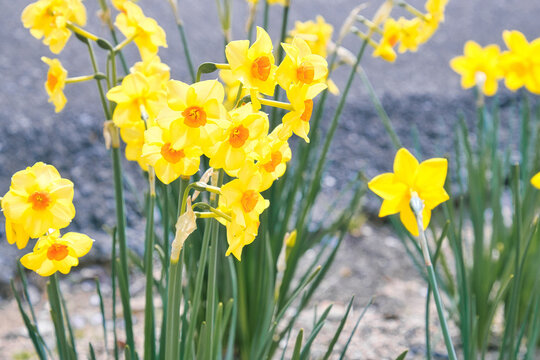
[23,0,167,113]
[1,162,93,275]
[450,30,540,96]
[367,0,449,62]
[103,26,327,259]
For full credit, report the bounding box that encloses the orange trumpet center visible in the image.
[182,106,207,128]
[161,143,186,164]
[47,243,69,261]
[297,62,315,84]
[251,56,272,81]
[28,191,52,211]
[47,73,59,92]
[300,100,314,122]
[229,125,250,148]
[241,190,258,213]
[262,151,282,173]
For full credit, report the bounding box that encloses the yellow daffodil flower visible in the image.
[368,148,449,236]
[531,172,540,189]
[131,55,171,90]
[425,0,448,24]
[21,0,87,54]
[111,0,132,11]
[276,37,328,90]
[499,30,540,94]
[209,104,269,175]
[450,41,503,96]
[4,220,30,250]
[278,82,327,143]
[396,17,422,53]
[219,163,269,259]
[42,57,68,112]
[225,27,277,109]
[1,162,76,245]
[157,79,227,156]
[225,219,260,260]
[255,125,292,191]
[120,120,149,171]
[141,124,203,184]
[289,16,333,58]
[20,229,93,276]
[107,71,167,128]
[115,1,167,60]
[373,18,400,62]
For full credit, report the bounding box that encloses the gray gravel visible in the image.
[0,0,539,292]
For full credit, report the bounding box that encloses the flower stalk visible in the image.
[410,193,458,360]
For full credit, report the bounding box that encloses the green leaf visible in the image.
[395,349,408,360]
[291,329,303,360]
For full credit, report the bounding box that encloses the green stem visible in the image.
[164,178,190,360]
[177,22,196,83]
[263,1,270,29]
[65,74,98,84]
[205,170,224,360]
[48,274,70,360]
[143,184,156,360]
[85,42,110,119]
[66,22,99,41]
[182,211,214,359]
[111,144,136,358]
[413,201,458,360]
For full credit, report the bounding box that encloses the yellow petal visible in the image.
[399,203,419,236]
[393,148,419,186]
[415,158,448,190]
[368,173,408,201]
[63,232,94,257]
[531,172,540,189]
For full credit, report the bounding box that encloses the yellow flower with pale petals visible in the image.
[225,27,277,109]
[209,105,269,175]
[368,148,449,236]
[373,18,400,62]
[1,162,75,246]
[289,16,333,58]
[141,124,203,184]
[396,17,423,53]
[42,57,67,113]
[157,79,227,156]
[107,71,167,128]
[20,230,93,276]
[531,172,540,189]
[131,55,171,90]
[278,83,326,143]
[255,125,292,191]
[219,163,269,259]
[276,37,328,90]
[225,219,260,260]
[499,30,540,94]
[115,1,167,60]
[4,220,30,250]
[120,120,149,171]
[425,0,448,24]
[450,41,502,96]
[21,0,87,54]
